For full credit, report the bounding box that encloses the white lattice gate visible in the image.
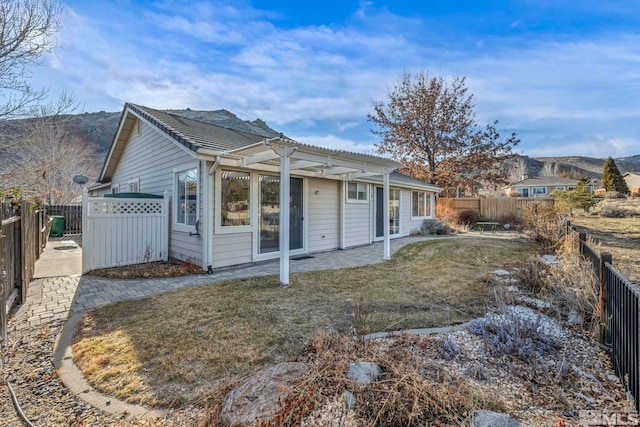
[82,190,169,273]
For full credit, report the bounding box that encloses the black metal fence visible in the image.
[567,221,639,412]
[47,205,82,234]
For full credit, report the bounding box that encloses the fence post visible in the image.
[162,191,169,261]
[82,188,89,273]
[599,252,612,345]
[578,231,586,255]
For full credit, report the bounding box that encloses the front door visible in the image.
[375,187,400,239]
[259,175,303,254]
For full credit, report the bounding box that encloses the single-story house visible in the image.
[623,172,640,195]
[90,103,441,282]
[503,176,593,197]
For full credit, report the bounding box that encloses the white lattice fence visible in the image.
[82,190,169,273]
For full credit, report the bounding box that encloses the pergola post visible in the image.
[275,146,297,286]
[383,171,391,260]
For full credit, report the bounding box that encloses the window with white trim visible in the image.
[175,167,198,228]
[111,184,120,194]
[220,170,251,227]
[532,187,547,196]
[411,191,430,218]
[347,182,368,202]
[128,178,140,192]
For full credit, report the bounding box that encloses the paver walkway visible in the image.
[14,234,477,328]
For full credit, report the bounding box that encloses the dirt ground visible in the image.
[88,259,204,279]
[570,200,640,283]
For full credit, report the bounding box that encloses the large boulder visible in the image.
[220,362,309,426]
[471,410,520,427]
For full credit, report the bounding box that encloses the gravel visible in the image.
[0,315,204,427]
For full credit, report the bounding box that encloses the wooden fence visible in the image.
[1,199,48,361]
[47,204,82,234]
[437,197,554,221]
[566,222,639,413]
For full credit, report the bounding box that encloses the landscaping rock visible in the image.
[220,362,309,426]
[346,362,381,386]
[471,409,520,427]
[344,391,356,409]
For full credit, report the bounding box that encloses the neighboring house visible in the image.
[623,172,640,195]
[503,177,593,197]
[90,103,441,277]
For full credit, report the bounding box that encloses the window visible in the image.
[555,186,566,191]
[175,168,198,228]
[111,184,119,194]
[411,191,430,218]
[128,178,140,193]
[532,187,547,197]
[221,170,250,227]
[347,182,368,201]
[516,188,529,197]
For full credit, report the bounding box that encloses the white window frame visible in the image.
[111,184,120,194]
[532,187,547,197]
[411,190,431,220]
[215,168,253,234]
[173,164,199,233]
[346,181,368,203]
[128,178,140,193]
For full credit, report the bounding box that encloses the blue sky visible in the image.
[34,0,640,158]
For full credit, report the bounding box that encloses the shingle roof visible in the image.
[129,103,268,152]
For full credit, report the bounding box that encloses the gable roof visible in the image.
[99,103,441,192]
[506,177,583,188]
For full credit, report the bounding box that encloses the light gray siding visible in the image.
[110,120,203,264]
[307,178,340,252]
[212,233,252,268]
[344,184,371,247]
[401,188,424,236]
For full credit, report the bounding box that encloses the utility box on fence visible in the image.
[49,215,65,237]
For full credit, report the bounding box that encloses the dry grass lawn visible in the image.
[571,198,640,283]
[73,237,537,408]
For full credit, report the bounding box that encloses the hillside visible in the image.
[68,108,280,155]
[2,107,638,180]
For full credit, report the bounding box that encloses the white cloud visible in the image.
[289,134,377,155]
[34,1,640,159]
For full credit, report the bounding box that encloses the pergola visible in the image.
[197,136,404,286]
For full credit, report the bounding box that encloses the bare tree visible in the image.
[0,94,100,203]
[368,71,519,196]
[0,0,61,120]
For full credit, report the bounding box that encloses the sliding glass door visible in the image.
[259,175,303,254]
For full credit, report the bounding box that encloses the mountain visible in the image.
[503,154,640,184]
[68,108,280,155]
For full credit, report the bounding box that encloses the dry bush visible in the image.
[435,199,459,226]
[512,257,549,294]
[603,191,625,199]
[421,218,452,235]
[201,332,504,427]
[522,201,566,251]
[457,209,482,226]
[544,242,600,335]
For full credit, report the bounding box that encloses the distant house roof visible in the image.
[504,177,583,189]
